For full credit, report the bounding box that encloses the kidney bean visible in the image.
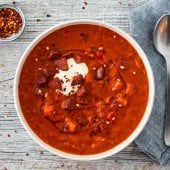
[48,50,62,60]
[71,74,83,86]
[74,55,82,63]
[48,78,62,90]
[54,57,68,71]
[61,99,75,111]
[37,75,47,87]
[77,86,89,97]
[95,66,105,80]
[42,68,56,79]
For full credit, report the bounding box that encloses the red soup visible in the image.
[19,24,149,155]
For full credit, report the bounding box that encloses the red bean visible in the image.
[71,74,83,86]
[61,99,75,111]
[77,86,89,97]
[48,78,62,90]
[74,55,82,63]
[37,75,47,86]
[42,68,56,79]
[48,50,62,60]
[95,66,105,80]
[54,57,68,71]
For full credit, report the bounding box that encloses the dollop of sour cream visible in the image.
[54,58,88,95]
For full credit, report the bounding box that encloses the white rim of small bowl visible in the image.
[14,19,155,161]
[0,4,25,42]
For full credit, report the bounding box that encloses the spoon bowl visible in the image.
[154,14,170,146]
[154,15,170,57]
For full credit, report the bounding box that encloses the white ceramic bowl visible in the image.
[14,20,155,160]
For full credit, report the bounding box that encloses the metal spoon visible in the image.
[154,14,170,146]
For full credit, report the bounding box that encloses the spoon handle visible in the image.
[164,58,170,146]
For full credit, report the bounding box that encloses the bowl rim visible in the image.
[0,4,25,42]
[14,19,155,160]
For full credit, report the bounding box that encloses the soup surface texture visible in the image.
[19,24,149,155]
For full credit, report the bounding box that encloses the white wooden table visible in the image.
[0,0,169,169]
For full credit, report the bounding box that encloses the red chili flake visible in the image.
[0,8,22,38]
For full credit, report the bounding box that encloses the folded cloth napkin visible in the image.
[129,0,170,165]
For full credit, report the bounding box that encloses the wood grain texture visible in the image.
[0,0,166,169]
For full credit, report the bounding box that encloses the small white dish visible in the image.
[0,4,25,42]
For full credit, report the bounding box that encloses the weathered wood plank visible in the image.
[0,0,166,169]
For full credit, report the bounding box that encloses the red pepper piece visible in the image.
[107,112,116,121]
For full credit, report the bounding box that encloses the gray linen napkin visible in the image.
[129,0,170,165]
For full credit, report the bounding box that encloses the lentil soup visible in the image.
[19,24,149,155]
